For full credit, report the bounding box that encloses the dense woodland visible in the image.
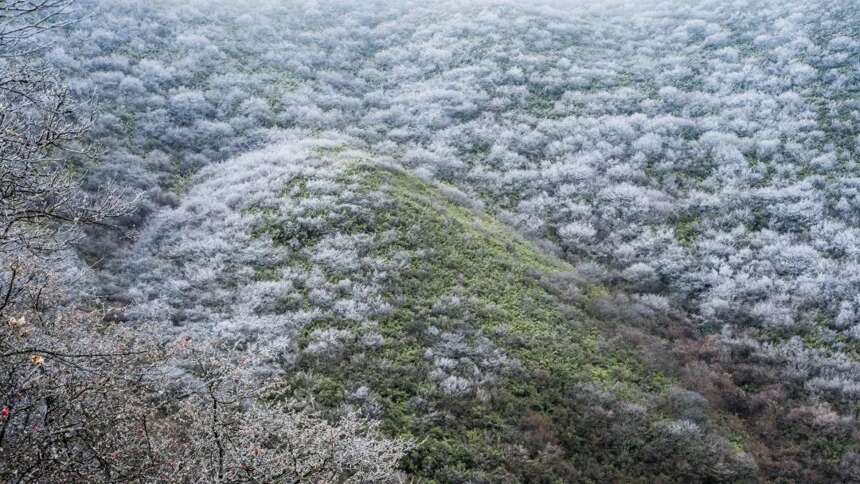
[2,0,860,482]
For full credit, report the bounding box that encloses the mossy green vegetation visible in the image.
[356,165,665,393]
[256,162,755,482]
[674,218,699,247]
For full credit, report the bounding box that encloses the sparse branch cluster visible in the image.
[0,1,75,57]
[0,0,132,317]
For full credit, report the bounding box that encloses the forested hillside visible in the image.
[3,0,860,481]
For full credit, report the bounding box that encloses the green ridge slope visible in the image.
[261,162,756,483]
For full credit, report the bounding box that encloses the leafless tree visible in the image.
[158,348,412,483]
[0,0,133,318]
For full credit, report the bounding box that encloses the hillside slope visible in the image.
[8,0,860,480]
[125,136,757,482]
